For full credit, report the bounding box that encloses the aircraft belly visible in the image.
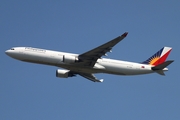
[57,64,103,73]
[100,62,153,75]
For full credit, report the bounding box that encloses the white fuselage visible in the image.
[5,47,157,76]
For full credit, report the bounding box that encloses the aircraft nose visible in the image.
[5,50,10,55]
[5,50,13,56]
[5,48,21,59]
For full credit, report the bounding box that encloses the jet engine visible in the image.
[63,55,79,63]
[56,69,75,78]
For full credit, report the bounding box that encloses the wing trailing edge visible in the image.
[79,73,104,82]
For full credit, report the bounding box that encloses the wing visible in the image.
[78,32,128,66]
[79,73,103,82]
[67,71,103,82]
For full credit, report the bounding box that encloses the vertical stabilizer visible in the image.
[142,47,172,66]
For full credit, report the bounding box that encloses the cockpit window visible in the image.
[11,48,14,50]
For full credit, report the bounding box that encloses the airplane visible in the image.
[5,32,174,82]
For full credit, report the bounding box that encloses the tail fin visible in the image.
[142,47,172,66]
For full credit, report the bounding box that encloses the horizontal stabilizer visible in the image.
[152,60,174,70]
[151,60,174,76]
[155,70,165,76]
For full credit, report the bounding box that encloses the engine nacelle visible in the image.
[56,69,70,78]
[56,69,75,78]
[63,55,78,63]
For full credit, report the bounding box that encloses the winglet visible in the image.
[99,79,104,82]
[122,32,128,37]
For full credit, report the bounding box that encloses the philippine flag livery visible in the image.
[142,47,172,66]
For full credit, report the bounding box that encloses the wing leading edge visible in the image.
[78,32,128,67]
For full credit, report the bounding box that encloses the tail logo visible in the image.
[149,57,160,65]
[142,47,172,66]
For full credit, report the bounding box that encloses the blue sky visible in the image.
[1,0,180,120]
